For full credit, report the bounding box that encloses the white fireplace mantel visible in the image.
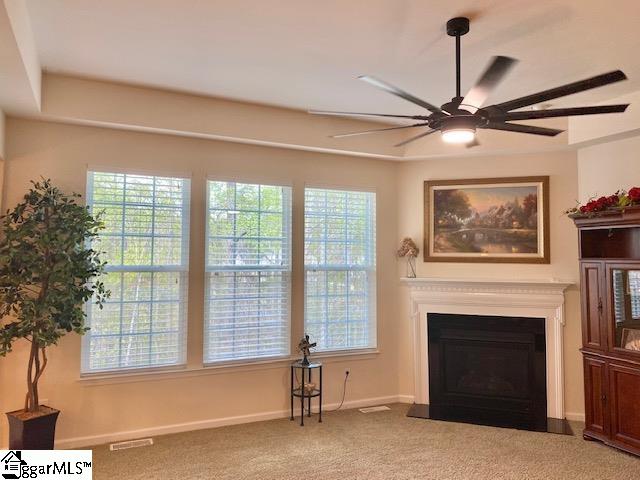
[401,277,573,420]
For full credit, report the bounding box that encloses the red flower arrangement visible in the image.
[579,194,619,214]
[566,188,640,217]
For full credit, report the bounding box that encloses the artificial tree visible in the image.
[0,179,108,446]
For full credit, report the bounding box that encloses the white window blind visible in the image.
[630,271,640,319]
[304,187,376,351]
[613,270,626,322]
[83,171,190,373]
[205,181,292,363]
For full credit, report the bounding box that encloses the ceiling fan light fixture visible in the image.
[441,128,476,144]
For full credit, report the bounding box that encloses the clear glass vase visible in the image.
[406,256,417,278]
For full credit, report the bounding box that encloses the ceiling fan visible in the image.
[309,17,629,148]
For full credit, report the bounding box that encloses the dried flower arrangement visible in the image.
[397,237,419,278]
[565,187,640,217]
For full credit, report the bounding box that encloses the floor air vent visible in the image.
[109,438,154,451]
[359,405,391,413]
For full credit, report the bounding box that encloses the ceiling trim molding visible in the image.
[36,73,580,161]
[40,73,411,159]
[29,112,404,161]
[5,72,624,161]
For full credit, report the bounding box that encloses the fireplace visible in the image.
[402,277,574,427]
[427,313,547,431]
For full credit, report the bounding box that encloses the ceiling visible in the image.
[25,0,640,116]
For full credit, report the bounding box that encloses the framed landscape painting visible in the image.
[424,176,549,263]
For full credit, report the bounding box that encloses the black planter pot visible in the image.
[6,406,60,450]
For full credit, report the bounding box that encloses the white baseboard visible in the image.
[565,412,586,422]
[50,395,581,449]
[55,394,405,449]
[396,394,415,404]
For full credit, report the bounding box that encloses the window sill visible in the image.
[313,348,379,360]
[78,349,379,386]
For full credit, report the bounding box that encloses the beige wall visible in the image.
[0,109,5,160]
[0,118,400,448]
[578,134,640,202]
[41,75,576,162]
[0,110,5,197]
[0,115,598,446]
[395,152,584,418]
[0,111,4,447]
[42,74,408,159]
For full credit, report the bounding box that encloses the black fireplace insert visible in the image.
[427,313,547,432]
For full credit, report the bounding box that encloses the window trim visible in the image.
[78,348,380,385]
[206,173,292,189]
[203,179,293,364]
[303,182,377,194]
[88,164,192,180]
[80,172,381,376]
[303,186,378,352]
[82,171,191,374]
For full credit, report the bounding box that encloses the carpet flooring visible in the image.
[91,404,638,479]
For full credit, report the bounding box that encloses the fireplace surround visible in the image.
[402,277,572,423]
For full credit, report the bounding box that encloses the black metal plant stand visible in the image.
[290,361,322,426]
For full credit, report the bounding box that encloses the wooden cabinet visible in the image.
[580,263,606,350]
[575,207,640,456]
[609,362,640,451]
[583,355,609,438]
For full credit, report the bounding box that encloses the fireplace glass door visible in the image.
[611,268,640,353]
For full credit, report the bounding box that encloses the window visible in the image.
[631,272,640,319]
[304,187,376,351]
[83,171,190,373]
[205,181,292,363]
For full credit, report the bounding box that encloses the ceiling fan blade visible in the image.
[489,70,627,112]
[497,104,629,121]
[482,122,564,136]
[394,129,437,147]
[358,75,443,114]
[331,122,430,138]
[460,56,518,113]
[308,109,429,120]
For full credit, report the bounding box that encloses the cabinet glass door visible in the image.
[611,268,640,352]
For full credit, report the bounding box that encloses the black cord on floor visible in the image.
[326,371,348,412]
[294,370,349,414]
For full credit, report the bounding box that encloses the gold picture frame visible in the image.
[424,176,550,264]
